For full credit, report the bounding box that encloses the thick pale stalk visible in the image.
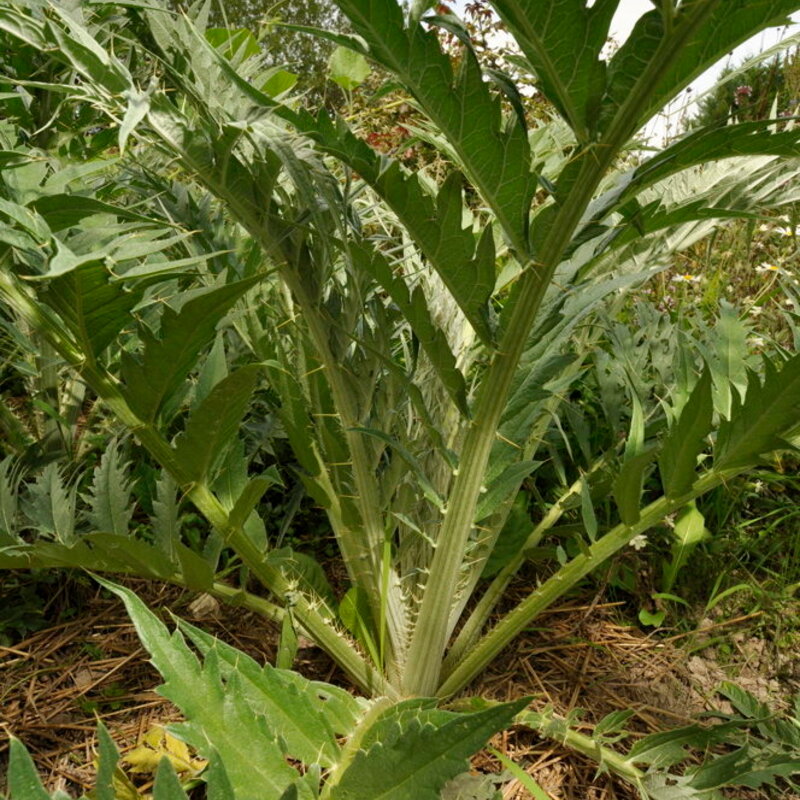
[442,472,586,674]
[402,0,723,696]
[402,155,615,695]
[436,472,727,698]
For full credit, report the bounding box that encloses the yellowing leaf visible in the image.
[123,726,206,776]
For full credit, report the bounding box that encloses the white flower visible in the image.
[749,336,765,348]
[748,305,763,317]
[776,225,800,237]
[756,262,782,274]
[629,534,648,551]
[752,479,765,494]
[672,273,700,283]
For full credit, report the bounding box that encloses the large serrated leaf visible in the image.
[173,365,260,483]
[628,721,749,768]
[490,0,615,141]
[28,194,155,232]
[715,352,800,471]
[152,470,180,562]
[329,698,528,800]
[602,1,800,134]
[85,438,134,535]
[620,122,800,207]
[659,370,713,499]
[175,617,346,764]
[39,260,142,358]
[23,464,78,545]
[121,279,258,423]
[349,240,468,414]
[332,0,535,254]
[95,578,300,799]
[295,109,497,343]
[689,748,800,791]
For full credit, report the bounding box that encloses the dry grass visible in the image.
[1,574,797,799]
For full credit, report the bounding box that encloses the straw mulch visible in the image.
[1,573,796,799]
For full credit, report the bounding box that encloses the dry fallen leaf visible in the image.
[122,725,206,776]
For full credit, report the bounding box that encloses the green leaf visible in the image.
[715,352,800,471]
[40,261,142,358]
[620,121,800,206]
[29,195,156,232]
[205,28,261,61]
[85,438,134,535]
[23,464,78,545]
[339,585,381,665]
[153,757,189,800]
[328,45,371,90]
[195,333,228,407]
[333,0,535,255]
[45,4,130,94]
[689,748,800,791]
[94,578,301,799]
[638,607,666,628]
[579,474,597,542]
[481,493,532,578]
[487,746,550,800]
[119,85,151,154]
[613,447,658,526]
[85,533,176,580]
[95,722,121,800]
[121,278,257,423]
[349,241,468,414]
[177,616,362,738]
[173,366,260,484]
[659,370,713,499]
[351,427,444,510]
[292,110,497,343]
[490,0,616,141]
[205,751,237,800]
[603,1,800,134]
[267,547,337,612]
[475,461,541,522]
[662,502,710,592]
[228,473,278,533]
[0,456,22,544]
[175,543,215,590]
[152,470,180,562]
[276,608,299,670]
[628,720,747,768]
[7,737,49,800]
[329,698,529,799]
[261,68,298,97]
